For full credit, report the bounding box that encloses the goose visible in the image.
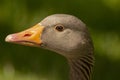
[5,14,94,80]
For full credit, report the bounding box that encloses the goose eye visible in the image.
[55,25,64,31]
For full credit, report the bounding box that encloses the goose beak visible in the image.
[5,23,44,47]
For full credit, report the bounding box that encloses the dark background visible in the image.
[0,0,120,80]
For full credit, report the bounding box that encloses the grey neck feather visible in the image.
[67,54,94,80]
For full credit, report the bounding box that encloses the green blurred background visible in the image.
[0,0,120,80]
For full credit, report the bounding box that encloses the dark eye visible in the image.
[55,25,64,31]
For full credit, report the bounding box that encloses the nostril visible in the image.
[23,34,32,37]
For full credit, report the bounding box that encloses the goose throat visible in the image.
[68,55,94,80]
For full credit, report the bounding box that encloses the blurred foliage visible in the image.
[0,0,120,80]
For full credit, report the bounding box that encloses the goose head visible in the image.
[5,14,94,80]
[5,14,93,58]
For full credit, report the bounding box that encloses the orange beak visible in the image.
[5,23,44,47]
